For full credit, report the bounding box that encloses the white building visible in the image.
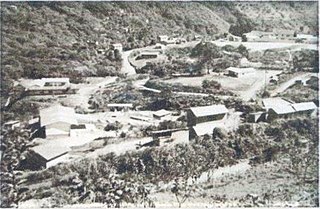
[227,67,256,78]
[296,34,318,44]
[39,105,77,138]
[28,145,71,169]
[21,78,73,96]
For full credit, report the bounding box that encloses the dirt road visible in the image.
[239,70,282,101]
[65,77,118,110]
[121,50,137,75]
[270,73,316,96]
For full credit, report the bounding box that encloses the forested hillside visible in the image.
[1,1,318,97]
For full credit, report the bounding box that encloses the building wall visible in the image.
[27,89,70,96]
[20,153,47,170]
[189,127,197,140]
[187,110,197,126]
[196,114,226,124]
[46,122,71,133]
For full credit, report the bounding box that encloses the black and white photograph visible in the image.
[0,1,319,208]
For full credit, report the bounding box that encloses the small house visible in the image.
[153,109,171,120]
[243,31,274,42]
[227,67,256,78]
[187,104,228,126]
[158,35,169,43]
[273,29,295,41]
[130,115,152,122]
[136,51,159,60]
[157,35,176,45]
[296,34,318,44]
[194,35,202,41]
[24,145,70,170]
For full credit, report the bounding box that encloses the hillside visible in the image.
[1,2,318,96]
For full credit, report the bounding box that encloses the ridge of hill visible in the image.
[1,2,318,95]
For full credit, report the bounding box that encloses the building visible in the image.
[158,35,169,43]
[111,43,123,52]
[151,129,173,139]
[136,51,159,60]
[130,115,152,122]
[227,34,241,42]
[243,30,294,42]
[187,104,228,126]
[194,35,202,41]
[107,103,133,112]
[296,34,318,44]
[291,102,317,114]
[153,109,171,120]
[23,78,76,96]
[157,35,176,45]
[24,145,70,170]
[227,67,256,78]
[39,105,78,138]
[273,29,295,41]
[263,98,317,121]
[243,31,274,42]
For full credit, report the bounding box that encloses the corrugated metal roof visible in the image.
[32,145,70,161]
[262,98,293,110]
[292,102,317,112]
[40,105,77,127]
[190,105,228,118]
[192,122,218,136]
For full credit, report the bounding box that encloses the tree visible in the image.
[236,44,249,58]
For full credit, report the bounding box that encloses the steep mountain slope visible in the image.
[1,2,318,96]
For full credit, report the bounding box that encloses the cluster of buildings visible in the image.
[260,98,317,121]
[22,105,99,170]
[243,30,318,43]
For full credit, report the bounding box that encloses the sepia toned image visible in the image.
[0,1,318,208]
